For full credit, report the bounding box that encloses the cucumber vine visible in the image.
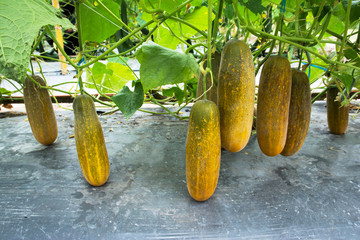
[1,0,359,117]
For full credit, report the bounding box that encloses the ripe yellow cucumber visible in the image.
[23,75,57,145]
[186,100,221,201]
[73,95,109,186]
[281,69,311,156]
[197,51,221,104]
[326,86,349,135]
[257,56,292,156]
[218,39,255,152]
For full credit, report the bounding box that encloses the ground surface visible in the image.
[0,102,360,240]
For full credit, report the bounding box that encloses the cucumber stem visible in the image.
[337,0,352,62]
[203,0,213,101]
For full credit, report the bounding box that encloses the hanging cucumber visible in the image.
[186,100,221,201]
[218,39,255,152]
[257,56,292,156]
[23,75,58,145]
[326,85,349,135]
[281,69,311,156]
[73,95,109,186]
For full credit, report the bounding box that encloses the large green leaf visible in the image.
[141,6,212,49]
[0,0,73,82]
[141,0,201,12]
[79,0,121,44]
[327,15,345,35]
[303,57,328,85]
[342,0,360,24]
[87,62,136,94]
[110,81,144,118]
[239,0,266,15]
[135,42,200,91]
[153,20,181,50]
[182,6,212,38]
[224,2,235,19]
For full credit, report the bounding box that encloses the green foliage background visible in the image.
[0,0,359,117]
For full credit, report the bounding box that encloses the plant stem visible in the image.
[325,29,359,54]
[306,0,325,39]
[297,49,303,70]
[231,0,242,37]
[80,20,155,68]
[247,26,360,72]
[45,26,77,68]
[5,79,23,94]
[83,90,115,107]
[278,13,284,56]
[202,0,213,101]
[185,43,206,54]
[31,30,46,53]
[31,54,69,64]
[150,97,184,120]
[254,13,283,75]
[317,11,331,41]
[51,80,116,93]
[311,87,328,104]
[337,0,352,62]
[212,0,224,42]
[252,41,272,59]
[140,0,163,13]
[138,108,170,115]
[295,0,300,36]
[168,16,208,38]
[357,23,360,45]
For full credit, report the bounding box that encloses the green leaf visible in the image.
[153,20,181,50]
[136,12,147,26]
[192,0,203,6]
[327,15,345,35]
[239,0,266,15]
[342,0,360,24]
[111,81,144,118]
[142,6,212,49]
[0,88,11,96]
[303,58,328,85]
[79,0,121,44]
[311,5,331,22]
[261,0,273,7]
[107,56,130,65]
[224,2,235,19]
[305,65,326,85]
[135,42,200,91]
[162,86,185,105]
[182,6,213,38]
[331,71,353,94]
[0,0,74,82]
[141,0,185,12]
[332,2,346,21]
[354,75,360,90]
[343,48,359,60]
[287,0,305,9]
[87,62,135,94]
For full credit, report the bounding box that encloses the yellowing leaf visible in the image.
[87,62,136,94]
